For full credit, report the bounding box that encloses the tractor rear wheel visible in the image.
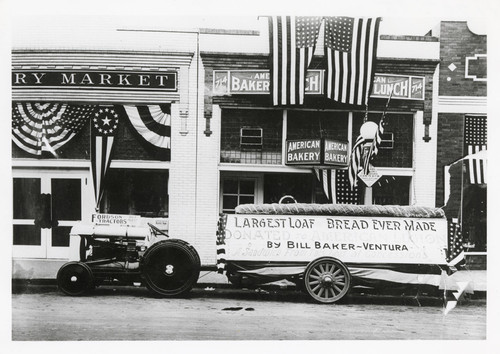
[141,239,200,297]
[57,262,94,296]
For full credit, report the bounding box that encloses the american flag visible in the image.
[269,16,322,106]
[446,218,465,266]
[464,116,487,184]
[91,106,120,209]
[362,118,385,173]
[12,102,95,156]
[314,168,360,204]
[348,135,366,189]
[122,105,171,161]
[324,17,381,106]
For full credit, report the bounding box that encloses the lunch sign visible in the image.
[213,70,424,100]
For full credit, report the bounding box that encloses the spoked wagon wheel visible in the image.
[303,257,351,304]
[141,239,200,297]
[57,262,95,296]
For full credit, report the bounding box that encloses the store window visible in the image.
[100,169,169,217]
[372,176,411,205]
[287,111,349,141]
[221,177,256,213]
[352,112,413,168]
[13,178,41,245]
[221,109,282,164]
[263,173,314,204]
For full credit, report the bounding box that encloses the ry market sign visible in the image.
[285,138,349,167]
[213,70,424,100]
[12,70,178,91]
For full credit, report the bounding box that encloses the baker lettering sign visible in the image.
[285,138,349,167]
[323,139,349,167]
[223,214,447,264]
[12,70,178,91]
[286,139,322,165]
[213,70,425,100]
[214,70,323,95]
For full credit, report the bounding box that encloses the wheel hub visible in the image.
[165,264,174,275]
[320,274,334,287]
[70,276,78,282]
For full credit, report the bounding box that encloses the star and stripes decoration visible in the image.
[121,105,171,161]
[464,116,487,184]
[91,106,120,209]
[269,16,322,106]
[12,102,95,156]
[446,218,465,266]
[314,168,360,204]
[216,214,228,274]
[324,17,381,106]
[348,134,366,189]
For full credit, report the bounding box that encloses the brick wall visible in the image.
[438,22,487,96]
[435,113,465,207]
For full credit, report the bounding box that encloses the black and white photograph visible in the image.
[2,0,498,351]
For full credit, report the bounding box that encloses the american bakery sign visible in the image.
[12,70,178,91]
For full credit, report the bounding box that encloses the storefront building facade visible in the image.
[12,19,484,279]
[431,21,487,263]
[12,27,201,278]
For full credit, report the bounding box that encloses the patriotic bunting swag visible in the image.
[12,102,95,156]
[122,105,172,161]
[269,16,322,106]
[91,107,120,210]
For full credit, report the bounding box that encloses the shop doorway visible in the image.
[12,170,89,259]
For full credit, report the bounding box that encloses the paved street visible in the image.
[12,283,486,341]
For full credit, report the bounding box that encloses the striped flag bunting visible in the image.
[122,105,171,161]
[446,218,465,267]
[348,134,366,189]
[324,17,381,106]
[12,102,94,156]
[314,168,359,204]
[269,16,322,106]
[216,214,228,274]
[464,116,487,184]
[91,106,120,209]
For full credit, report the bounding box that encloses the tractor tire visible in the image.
[141,239,200,297]
[57,261,95,296]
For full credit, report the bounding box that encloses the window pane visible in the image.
[287,111,348,141]
[52,179,81,221]
[264,173,313,204]
[239,180,255,194]
[52,226,71,247]
[223,196,238,211]
[13,178,40,219]
[13,225,41,246]
[102,170,169,217]
[223,179,238,194]
[221,109,282,164]
[372,176,411,205]
[239,196,254,205]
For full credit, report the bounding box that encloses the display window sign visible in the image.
[371,74,425,100]
[12,70,178,91]
[323,139,349,167]
[286,139,322,165]
[214,70,323,95]
[285,138,349,167]
[213,70,424,100]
